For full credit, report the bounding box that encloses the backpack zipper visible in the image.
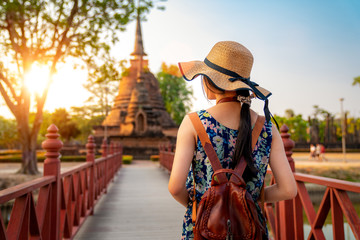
[226,219,233,240]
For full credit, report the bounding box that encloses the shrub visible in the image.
[0,154,101,163]
[122,155,133,164]
[60,156,87,162]
[150,155,159,161]
[0,150,22,156]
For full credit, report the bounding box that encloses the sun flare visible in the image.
[24,64,51,95]
[22,59,90,113]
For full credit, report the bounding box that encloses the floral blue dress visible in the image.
[181,110,273,240]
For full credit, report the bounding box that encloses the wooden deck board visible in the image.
[74,160,185,240]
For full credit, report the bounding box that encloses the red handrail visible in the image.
[0,176,55,203]
[159,144,175,174]
[0,125,123,240]
[264,170,360,240]
[294,172,360,193]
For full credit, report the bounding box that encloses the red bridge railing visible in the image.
[0,124,123,240]
[159,143,175,174]
[159,125,360,240]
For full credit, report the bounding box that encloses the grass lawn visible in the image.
[292,152,360,182]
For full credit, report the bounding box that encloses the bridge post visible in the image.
[86,135,96,215]
[277,124,296,239]
[119,143,123,169]
[281,125,295,172]
[115,143,119,170]
[101,138,108,157]
[42,124,63,240]
[101,138,108,193]
[110,142,114,155]
[167,143,172,152]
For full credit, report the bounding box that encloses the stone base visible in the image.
[122,146,159,160]
[94,135,176,160]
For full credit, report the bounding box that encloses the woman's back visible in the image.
[181,109,273,239]
[206,102,259,130]
[169,41,297,240]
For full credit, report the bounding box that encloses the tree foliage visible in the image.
[353,76,360,87]
[275,111,309,143]
[0,116,18,149]
[50,108,80,143]
[157,63,193,125]
[83,56,122,117]
[0,0,156,174]
[71,106,105,143]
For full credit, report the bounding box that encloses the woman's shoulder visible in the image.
[250,110,272,126]
[250,110,273,138]
[191,109,212,120]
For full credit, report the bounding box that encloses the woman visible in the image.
[168,41,297,239]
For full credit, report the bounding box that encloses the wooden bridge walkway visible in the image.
[74,160,185,240]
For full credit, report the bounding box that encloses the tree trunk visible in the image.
[16,117,40,175]
[17,144,39,175]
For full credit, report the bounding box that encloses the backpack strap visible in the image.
[188,112,227,183]
[251,116,266,150]
[188,112,228,229]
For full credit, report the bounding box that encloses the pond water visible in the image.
[303,223,356,240]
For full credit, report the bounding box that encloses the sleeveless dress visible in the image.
[181,110,273,240]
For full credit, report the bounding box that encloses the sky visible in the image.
[1,0,360,120]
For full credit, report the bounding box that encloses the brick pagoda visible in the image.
[93,15,177,158]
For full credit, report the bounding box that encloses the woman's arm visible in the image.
[264,124,297,203]
[168,115,196,207]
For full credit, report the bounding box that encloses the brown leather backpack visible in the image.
[189,112,267,240]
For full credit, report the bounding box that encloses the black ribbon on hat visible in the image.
[204,58,274,123]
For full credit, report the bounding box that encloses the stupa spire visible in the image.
[131,12,147,58]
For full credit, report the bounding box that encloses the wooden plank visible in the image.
[73,161,184,240]
[6,194,27,240]
[297,181,316,225]
[331,189,344,240]
[293,194,304,240]
[265,204,276,237]
[0,208,7,240]
[333,189,360,240]
[313,188,331,229]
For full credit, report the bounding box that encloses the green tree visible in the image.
[157,63,193,125]
[311,105,334,142]
[51,108,80,143]
[83,56,122,117]
[275,110,309,143]
[0,116,18,149]
[0,0,156,174]
[71,106,105,143]
[352,76,360,87]
[284,109,295,119]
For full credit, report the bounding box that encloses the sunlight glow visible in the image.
[20,58,91,114]
[24,63,50,95]
[45,59,90,112]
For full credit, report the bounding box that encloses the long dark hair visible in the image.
[203,76,258,179]
[232,90,258,178]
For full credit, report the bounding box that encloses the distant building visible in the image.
[93,14,177,159]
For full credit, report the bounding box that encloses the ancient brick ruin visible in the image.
[94,15,177,159]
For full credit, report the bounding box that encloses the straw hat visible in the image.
[178,41,271,101]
